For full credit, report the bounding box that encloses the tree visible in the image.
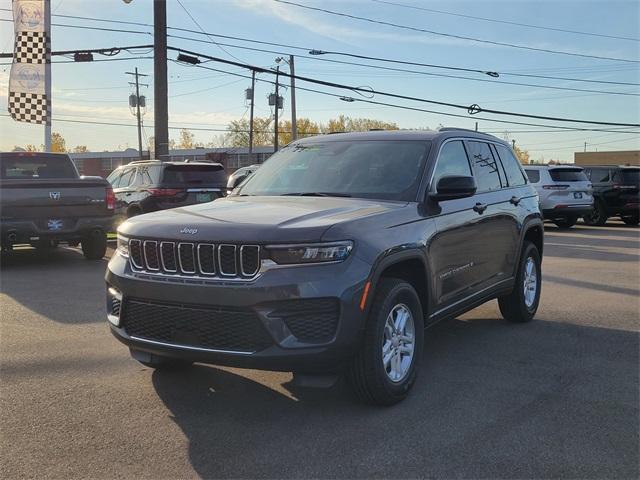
[73,145,88,153]
[321,115,399,133]
[279,118,321,145]
[177,128,195,149]
[25,144,39,152]
[225,117,273,147]
[51,132,66,153]
[513,145,530,164]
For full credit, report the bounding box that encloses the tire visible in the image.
[583,199,607,226]
[498,241,541,323]
[347,278,424,406]
[127,207,142,218]
[130,349,192,370]
[81,230,107,260]
[621,214,639,226]
[552,216,577,229]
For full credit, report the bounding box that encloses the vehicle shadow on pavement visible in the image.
[151,317,639,479]
[0,246,110,324]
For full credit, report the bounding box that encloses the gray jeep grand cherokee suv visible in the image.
[106,129,543,405]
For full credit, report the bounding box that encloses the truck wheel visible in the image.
[81,230,107,260]
[129,349,192,370]
[553,216,577,229]
[583,199,607,226]
[348,278,424,406]
[622,214,639,226]
[499,241,541,323]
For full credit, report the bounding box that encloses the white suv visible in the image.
[524,165,593,228]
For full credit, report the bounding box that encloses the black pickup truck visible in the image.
[0,152,114,259]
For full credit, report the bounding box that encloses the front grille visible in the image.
[122,299,273,352]
[267,298,340,343]
[128,239,261,280]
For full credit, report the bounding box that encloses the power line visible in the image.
[167,33,639,96]
[182,61,640,134]
[169,46,640,127]
[371,0,640,42]
[3,10,637,86]
[273,0,640,63]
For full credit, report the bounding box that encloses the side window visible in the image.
[592,168,610,182]
[431,140,472,189]
[583,168,592,180]
[525,169,540,183]
[139,166,153,185]
[118,168,135,188]
[106,169,121,186]
[466,141,503,192]
[495,144,527,186]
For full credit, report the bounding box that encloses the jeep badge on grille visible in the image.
[179,227,198,235]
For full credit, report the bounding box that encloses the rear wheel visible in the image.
[583,199,607,226]
[347,278,424,406]
[129,349,193,370]
[81,230,107,260]
[621,214,639,226]
[127,206,142,218]
[552,215,578,229]
[499,241,541,323]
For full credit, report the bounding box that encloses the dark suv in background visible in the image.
[106,129,543,405]
[582,165,639,226]
[106,160,227,221]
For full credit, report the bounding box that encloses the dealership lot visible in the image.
[1,223,638,479]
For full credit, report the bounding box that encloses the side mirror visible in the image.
[231,173,249,189]
[430,175,477,201]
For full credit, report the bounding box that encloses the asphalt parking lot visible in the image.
[1,222,638,479]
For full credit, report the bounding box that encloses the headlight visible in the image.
[266,241,353,265]
[116,233,129,258]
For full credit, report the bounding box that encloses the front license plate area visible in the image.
[573,192,583,199]
[47,219,63,231]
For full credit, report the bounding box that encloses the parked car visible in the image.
[106,129,543,405]
[227,164,260,194]
[523,165,593,228]
[0,152,113,259]
[581,165,640,226]
[106,160,227,221]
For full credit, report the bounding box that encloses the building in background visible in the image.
[574,150,639,166]
[70,146,274,177]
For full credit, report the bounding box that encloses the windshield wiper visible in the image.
[280,192,352,197]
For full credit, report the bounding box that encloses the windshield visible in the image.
[0,154,77,179]
[238,140,430,201]
[614,169,640,184]
[549,168,588,182]
[161,164,226,185]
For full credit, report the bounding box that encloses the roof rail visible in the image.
[438,127,484,134]
[127,159,159,164]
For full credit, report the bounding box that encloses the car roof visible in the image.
[290,128,509,146]
[525,165,584,170]
[119,160,223,168]
[582,164,639,169]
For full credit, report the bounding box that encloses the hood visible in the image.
[119,195,407,243]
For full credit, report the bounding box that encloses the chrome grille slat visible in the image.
[197,243,216,275]
[178,243,196,274]
[143,240,159,271]
[128,239,259,280]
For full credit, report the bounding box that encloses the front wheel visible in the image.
[347,278,424,406]
[81,230,107,260]
[498,241,541,323]
[553,216,578,229]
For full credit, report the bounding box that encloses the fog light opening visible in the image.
[107,286,123,327]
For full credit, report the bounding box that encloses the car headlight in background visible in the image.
[265,241,353,265]
[116,233,129,258]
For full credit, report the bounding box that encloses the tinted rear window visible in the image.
[525,170,540,183]
[0,154,77,179]
[162,165,226,185]
[549,168,588,182]
[613,169,640,183]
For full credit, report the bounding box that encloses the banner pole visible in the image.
[44,0,51,152]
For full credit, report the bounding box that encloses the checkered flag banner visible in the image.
[8,0,50,125]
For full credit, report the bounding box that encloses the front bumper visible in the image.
[542,205,593,219]
[105,251,372,373]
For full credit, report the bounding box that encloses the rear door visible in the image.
[611,168,640,211]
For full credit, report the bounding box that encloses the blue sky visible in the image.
[0,0,638,161]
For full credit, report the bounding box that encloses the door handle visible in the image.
[510,196,522,206]
[473,202,488,214]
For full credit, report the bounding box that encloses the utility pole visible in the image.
[289,55,297,141]
[127,68,148,159]
[274,65,280,152]
[512,139,516,150]
[584,142,587,152]
[474,122,478,132]
[154,0,169,161]
[248,70,256,158]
